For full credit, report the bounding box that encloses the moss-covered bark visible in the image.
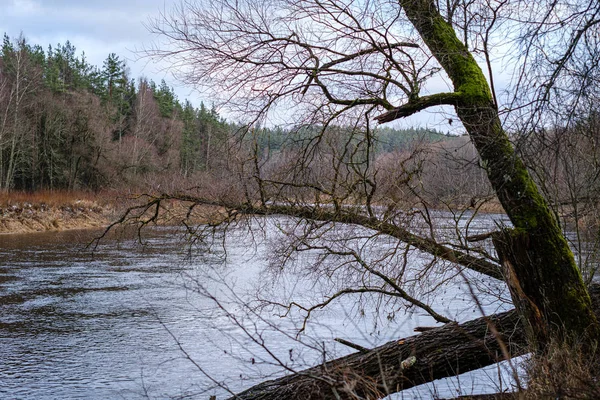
[399,0,598,345]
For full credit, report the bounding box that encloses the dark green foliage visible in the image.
[251,124,449,156]
[0,35,166,189]
[180,102,229,174]
[153,79,176,118]
[102,53,126,102]
[100,53,135,142]
[179,100,201,175]
[374,127,449,153]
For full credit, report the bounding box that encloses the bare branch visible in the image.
[146,193,503,280]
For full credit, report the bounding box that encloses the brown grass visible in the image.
[0,190,111,208]
[523,339,600,399]
[0,190,224,234]
[0,190,126,234]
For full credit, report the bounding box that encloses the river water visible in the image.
[0,216,520,399]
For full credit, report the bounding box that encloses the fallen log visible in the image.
[229,310,525,400]
[229,285,600,399]
[451,394,516,400]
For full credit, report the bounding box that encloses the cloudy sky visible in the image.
[0,0,472,130]
[0,0,204,104]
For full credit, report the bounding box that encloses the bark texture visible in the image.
[229,286,600,400]
[492,230,549,347]
[229,310,525,400]
[397,0,598,343]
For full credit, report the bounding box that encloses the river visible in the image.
[0,216,521,399]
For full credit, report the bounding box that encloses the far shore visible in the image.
[0,191,117,235]
[0,190,509,236]
[0,191,220,235]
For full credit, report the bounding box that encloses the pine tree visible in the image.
[101,53,132,141]
[153,79,175,118]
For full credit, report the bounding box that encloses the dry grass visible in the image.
[0,190,110,208]
[0,190,224,234]
[0,190,126,234]
[523,339,600,399]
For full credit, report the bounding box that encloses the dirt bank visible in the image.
[0,200,115,234]
[0,194,220,235]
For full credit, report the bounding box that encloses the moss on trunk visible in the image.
[399,0,598,345]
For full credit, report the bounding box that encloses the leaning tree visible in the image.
[135,0,600,397]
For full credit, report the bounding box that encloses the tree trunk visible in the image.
[229,310,525,400]
[230,285,600,400]
[398,0,598,346]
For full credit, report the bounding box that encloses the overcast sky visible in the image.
[0,0,204,105]
[0,0,470,130]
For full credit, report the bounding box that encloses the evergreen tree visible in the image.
[180,100,200,175]
[101,53,132,141]
[154,79,175,118]
[101,53,130,105]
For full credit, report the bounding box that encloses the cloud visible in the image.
[7,0,42,15]
[0,1,227,109]
[3,1,157,43]
[0,1,170,69]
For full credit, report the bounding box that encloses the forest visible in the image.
[0,33,451,194]
[0,33,225,191]
[4,0,600,397]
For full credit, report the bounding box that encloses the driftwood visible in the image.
[230,285,600,400]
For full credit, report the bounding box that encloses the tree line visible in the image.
[0,33,452,194]
[0,34,230,191]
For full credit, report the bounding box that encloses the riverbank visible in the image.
[0,191,117,234]
[0,190,508,235]
[0,191,224,235]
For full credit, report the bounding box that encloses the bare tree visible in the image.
[130,0,600,397]
[0,35,41,190]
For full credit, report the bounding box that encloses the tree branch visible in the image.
[260,203,503,280]
[144,194,503,280]
[228,309,525,400]
[319,42,419,71]
[375,92,464,123]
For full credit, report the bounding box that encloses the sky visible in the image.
[0,0,501,132]
[0,0,205,105]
